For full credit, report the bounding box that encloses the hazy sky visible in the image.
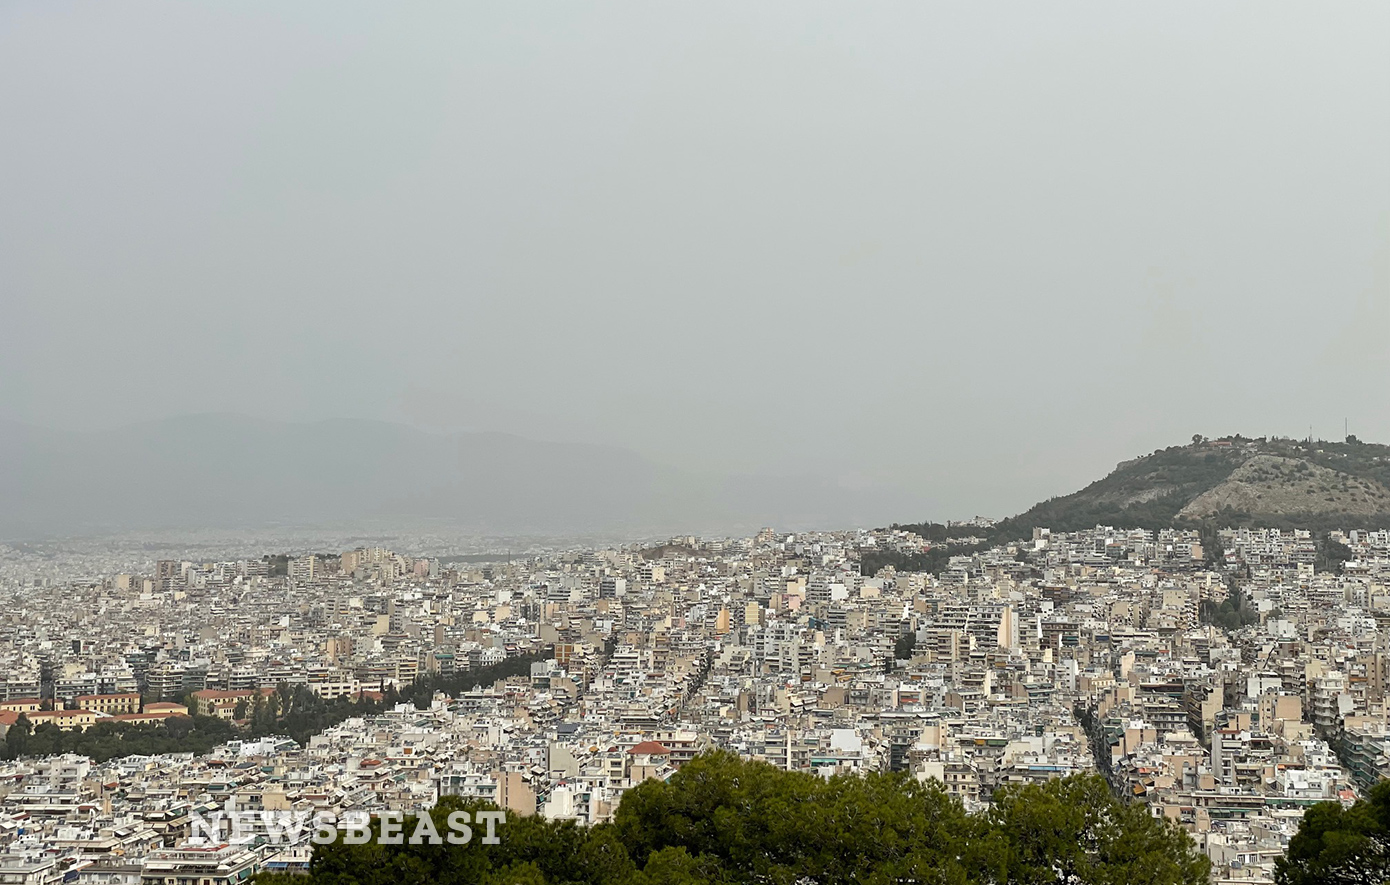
[2,3,1387,520]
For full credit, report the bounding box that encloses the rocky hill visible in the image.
[988,436,1390,539]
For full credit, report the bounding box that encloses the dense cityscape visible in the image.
[5,1,1384,882]
[1,513,1388,883]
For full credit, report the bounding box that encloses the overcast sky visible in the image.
[2,3,1387,521]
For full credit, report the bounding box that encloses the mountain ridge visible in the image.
[0,414,922,538]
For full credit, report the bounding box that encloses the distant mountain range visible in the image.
[983,435,1390,539]
[0,414,919,538]
[11,420,1383,542]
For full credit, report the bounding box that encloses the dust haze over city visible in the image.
[3,3,1387,538]
[3,5,1390,885]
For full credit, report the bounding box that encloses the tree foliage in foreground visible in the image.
[1277,779,1390,885]
[258,751,1208,885]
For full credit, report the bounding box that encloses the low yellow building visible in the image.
[27,709,99,731]
[75,693,141,715]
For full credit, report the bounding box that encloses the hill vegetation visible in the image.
[257,751,1209,885]
[894,436,1390,545]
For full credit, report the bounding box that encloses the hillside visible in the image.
[985,436,1390,540]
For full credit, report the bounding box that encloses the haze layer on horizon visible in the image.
[2,2,1387,522]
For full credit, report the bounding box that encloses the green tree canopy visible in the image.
[260,752,1209,885]
[986,775,1209,885]
[1278,780,1390,885]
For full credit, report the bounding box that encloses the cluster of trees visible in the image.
[2,713,236,762]
[1316,533,1355,575]
[1202,510,1390,536]
[1199,590,1261,633]
[1278,779,1390,885]
[246,650,553,743]
[399,650,551,710]
[992,490,1195,539]
[1297,437,1390,490]
[1197,521,1225,567]
[259,751,1210,885]
[859,541,989,577]
[1,650,554,763]
[240,684,401,745]
[0,687,395,763]
[893,631,917,661]
[886,522,987,542]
